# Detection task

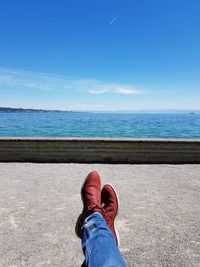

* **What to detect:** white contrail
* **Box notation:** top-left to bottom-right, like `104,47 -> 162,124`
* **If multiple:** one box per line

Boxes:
109,16 -> 118,25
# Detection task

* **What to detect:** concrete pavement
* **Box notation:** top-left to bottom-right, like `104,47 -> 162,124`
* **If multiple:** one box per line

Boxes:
0,163 -> 200,266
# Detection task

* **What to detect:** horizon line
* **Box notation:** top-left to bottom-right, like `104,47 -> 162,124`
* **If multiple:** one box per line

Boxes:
0,106 -> 200,113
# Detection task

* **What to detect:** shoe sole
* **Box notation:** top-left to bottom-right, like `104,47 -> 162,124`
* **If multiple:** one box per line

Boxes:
75,176 -> 88,238
103,183 -> 120,247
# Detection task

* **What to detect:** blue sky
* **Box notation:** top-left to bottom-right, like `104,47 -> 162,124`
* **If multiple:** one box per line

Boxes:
0,0 -> 200,111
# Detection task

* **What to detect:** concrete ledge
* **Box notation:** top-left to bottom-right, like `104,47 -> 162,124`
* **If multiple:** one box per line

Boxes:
0,137 -> 200,163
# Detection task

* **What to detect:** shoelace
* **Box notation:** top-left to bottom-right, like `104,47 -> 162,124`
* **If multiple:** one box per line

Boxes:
87,203 -> 113,226
87,203 -> 103,212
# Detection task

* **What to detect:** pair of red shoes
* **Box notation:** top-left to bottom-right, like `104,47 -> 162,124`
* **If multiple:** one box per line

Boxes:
76,171 -> 119,246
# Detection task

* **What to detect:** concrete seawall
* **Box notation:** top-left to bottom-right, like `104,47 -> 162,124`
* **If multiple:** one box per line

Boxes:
0,138 -> 200,163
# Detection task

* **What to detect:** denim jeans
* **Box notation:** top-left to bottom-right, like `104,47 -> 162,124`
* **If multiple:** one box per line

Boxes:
81,212 -> 126,267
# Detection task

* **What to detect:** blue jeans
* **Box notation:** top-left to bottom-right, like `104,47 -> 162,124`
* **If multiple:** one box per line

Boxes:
81,212 -> 126,267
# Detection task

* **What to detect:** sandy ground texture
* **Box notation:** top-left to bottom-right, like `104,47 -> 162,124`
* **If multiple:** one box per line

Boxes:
0,163 -> 200,267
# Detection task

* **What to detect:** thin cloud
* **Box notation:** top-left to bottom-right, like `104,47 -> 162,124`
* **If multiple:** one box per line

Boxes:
0,67 -> 142,95
88,83 -> 139,95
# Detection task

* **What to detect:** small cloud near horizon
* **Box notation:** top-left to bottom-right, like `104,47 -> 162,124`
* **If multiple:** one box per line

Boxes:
0,67 -> 142,95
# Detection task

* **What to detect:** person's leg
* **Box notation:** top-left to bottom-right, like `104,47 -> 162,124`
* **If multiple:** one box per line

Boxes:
81,212 -> 126,267
76,171 -> 126,267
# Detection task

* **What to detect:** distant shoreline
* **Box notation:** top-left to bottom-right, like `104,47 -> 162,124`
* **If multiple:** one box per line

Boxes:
0,107 -> 74,113
0,107 -> 200,114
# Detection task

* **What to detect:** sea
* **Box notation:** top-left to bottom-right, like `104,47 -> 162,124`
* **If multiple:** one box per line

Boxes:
0,112 -> 200,138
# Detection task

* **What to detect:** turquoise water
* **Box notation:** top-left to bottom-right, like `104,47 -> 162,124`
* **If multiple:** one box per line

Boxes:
0,112 -> 200,138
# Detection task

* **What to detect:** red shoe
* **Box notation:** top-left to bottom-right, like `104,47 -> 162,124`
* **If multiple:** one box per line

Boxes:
101,184 -> 119,246
75,171 -> 102,238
